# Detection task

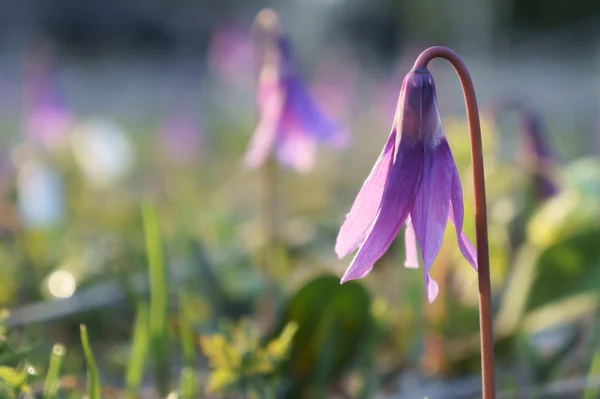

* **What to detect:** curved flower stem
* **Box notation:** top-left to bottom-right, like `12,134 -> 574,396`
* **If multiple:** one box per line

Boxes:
414,46 -> 495,398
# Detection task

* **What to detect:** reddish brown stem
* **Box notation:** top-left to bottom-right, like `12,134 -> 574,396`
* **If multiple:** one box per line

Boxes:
414,46 -> 495,398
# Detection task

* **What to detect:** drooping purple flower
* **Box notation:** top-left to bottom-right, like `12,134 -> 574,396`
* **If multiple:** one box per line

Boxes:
374,43 -> 429,124
336,68 -> 477,303
245,35 -> 349,173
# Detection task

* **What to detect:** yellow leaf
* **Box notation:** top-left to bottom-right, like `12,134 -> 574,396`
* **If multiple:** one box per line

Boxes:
266,322 -> 298,360
205,368 -> 238,393
0,366 -> 27,388
248,353 -> 274,375
200,334 -> 241,369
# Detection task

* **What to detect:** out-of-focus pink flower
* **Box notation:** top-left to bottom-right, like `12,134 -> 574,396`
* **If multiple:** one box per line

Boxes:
336,68 -> 477,303
310,56 -> 358,121
208,25 -> 254,86
26,104 -> 74,149
22,46 -> 74,150
245,33 -> 349,173
159,113 -> 203,162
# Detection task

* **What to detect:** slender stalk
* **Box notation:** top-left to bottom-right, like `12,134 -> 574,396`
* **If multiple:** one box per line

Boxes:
262,156 -> 279,274
252,9 -> 283,334
253,9 -> 281,278
413,46 -> 495,398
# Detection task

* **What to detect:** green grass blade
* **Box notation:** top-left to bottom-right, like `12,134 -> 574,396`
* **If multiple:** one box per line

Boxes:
125,302 -> 150,398
178,291 -> 195,365
178,291 -> 198,398
43,344 -> 65,399
584,347 -> 600,399
143,202 -> 167,336
79,325 -> 101,399
179,367 -> 199,399
142,202 -> 169,395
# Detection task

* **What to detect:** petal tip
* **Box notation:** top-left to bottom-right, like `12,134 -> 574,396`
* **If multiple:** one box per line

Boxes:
334,240 -> 349,260
427,278 -> 440,303
404,261 -> 419,269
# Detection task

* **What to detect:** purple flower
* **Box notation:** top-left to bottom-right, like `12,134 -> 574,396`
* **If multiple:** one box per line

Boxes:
336,68 -> 477,303
159,113 -> 203,162
373,43 -> 429,124
520,111 -> 558,199
245,37 -> 349,173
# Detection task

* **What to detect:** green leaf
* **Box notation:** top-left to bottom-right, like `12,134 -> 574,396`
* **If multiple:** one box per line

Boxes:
527,228 -> 600,311
273,275 -> 372,395
495,243 -> 543,338
80,325 -> 101,399
527,157 -> 600,248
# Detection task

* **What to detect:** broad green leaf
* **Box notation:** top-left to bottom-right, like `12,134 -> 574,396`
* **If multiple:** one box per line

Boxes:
273,275 -> 372,395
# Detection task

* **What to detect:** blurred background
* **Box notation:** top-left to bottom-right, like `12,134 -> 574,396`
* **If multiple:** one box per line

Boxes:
1,0 -> 600,398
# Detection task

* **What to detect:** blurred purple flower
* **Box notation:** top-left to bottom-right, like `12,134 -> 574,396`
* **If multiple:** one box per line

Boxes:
159,113 -> 203,162
493,99 -> 558,200
245,36 -> 349,173
336,68 -> 477,303
520,110 -> 558,198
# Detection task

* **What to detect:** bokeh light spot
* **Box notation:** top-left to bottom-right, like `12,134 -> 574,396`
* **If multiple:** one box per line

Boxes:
47,270 -> 76,298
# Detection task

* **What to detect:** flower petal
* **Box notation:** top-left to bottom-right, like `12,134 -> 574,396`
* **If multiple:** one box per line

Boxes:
286,75 -> 349,149
244,71 -> 284,168
448,157 -> 478,270
425,273 -> 439,303
274,122 -> 317,173
410,139 -> 453,299
340,139 -> 422,283
336,129 -> 396,258
404,217 -> 419,268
